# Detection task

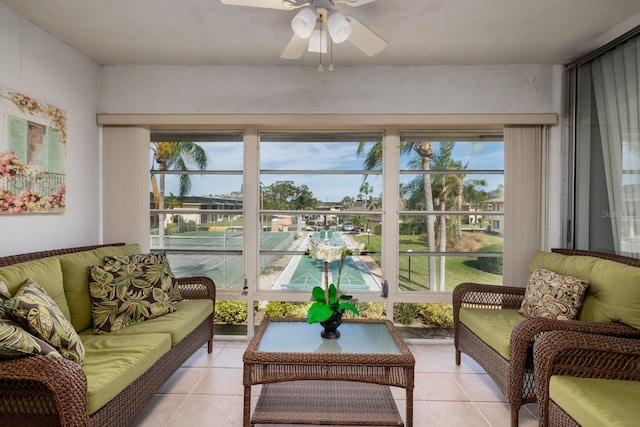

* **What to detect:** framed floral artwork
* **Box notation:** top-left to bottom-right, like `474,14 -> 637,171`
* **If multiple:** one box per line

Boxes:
0,88 -> 66,214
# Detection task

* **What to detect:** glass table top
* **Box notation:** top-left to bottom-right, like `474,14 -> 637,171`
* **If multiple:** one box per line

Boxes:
257,321 -> 401,355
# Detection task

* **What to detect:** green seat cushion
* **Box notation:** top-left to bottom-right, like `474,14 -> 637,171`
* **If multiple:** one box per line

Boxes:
0,257 -> 71,322
530,251 -> 640,329
81,332 -> 171,415
56,244 -> 141,332
459,307 -> 526,360
550,376 -> 640,427
81,299 -> 212,346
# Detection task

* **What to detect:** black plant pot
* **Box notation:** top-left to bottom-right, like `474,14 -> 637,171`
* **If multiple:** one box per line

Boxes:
320,310 -> 343,339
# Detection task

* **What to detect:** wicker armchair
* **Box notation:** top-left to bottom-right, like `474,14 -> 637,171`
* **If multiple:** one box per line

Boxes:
452,249 -> 640,427
533,330 -> 640,427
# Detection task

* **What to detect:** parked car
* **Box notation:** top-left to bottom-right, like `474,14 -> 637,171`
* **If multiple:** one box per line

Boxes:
342,221 -> 355,232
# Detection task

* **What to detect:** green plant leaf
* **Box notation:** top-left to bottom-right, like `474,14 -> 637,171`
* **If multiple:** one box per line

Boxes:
338,302 -> 360,316
327,283 -> 337,304
311,286 -> 326,303
307,302 -> 334,324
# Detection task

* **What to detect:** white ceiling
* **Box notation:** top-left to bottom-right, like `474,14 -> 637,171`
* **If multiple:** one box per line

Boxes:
2,0 -> 640,67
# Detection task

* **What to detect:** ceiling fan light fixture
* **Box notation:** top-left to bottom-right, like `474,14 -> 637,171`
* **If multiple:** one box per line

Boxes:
308,28 -> 327,53
327,11 -> 351,44
291,7 -> 317,39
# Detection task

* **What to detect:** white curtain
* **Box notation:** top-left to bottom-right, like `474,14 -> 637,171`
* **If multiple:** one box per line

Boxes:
591,37 -> 640,257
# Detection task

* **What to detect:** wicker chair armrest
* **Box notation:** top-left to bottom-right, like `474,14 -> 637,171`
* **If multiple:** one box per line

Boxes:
507,317 -> 640,412
177,276 -> 216,302
533,330 -> 640,427
0,356 -> 89,426
453,282 -> 525,311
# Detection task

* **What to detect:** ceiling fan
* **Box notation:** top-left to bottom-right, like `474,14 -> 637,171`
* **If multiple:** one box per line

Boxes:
220,0 -> 387,60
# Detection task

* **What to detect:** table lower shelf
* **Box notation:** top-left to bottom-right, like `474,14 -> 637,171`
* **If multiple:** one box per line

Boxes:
251,380 -> 404,426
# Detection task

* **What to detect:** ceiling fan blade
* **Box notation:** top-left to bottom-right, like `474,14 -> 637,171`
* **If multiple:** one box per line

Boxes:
281,34 -> 308,59
345,16 -> 387,57
220,0 -> 300,10
336,0 -> 377,6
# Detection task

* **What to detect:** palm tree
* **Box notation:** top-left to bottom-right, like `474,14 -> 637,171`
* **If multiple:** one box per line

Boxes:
358,140 -> 437,291
359,182 -> 373,211
412,141 -> 437,290
430,142 -> 458,291
462,179 -> 488,229
151,141 -> 207,247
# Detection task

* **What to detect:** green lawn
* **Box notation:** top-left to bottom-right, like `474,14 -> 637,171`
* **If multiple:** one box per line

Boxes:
355,231 -> 503,291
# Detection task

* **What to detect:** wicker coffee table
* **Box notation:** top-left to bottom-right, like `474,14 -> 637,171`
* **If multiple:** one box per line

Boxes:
242,318 -> 415,426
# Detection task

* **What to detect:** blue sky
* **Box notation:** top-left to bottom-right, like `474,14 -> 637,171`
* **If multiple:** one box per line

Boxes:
157,140 -> 504,202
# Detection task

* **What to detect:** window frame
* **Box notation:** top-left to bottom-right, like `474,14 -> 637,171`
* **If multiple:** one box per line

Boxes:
100,114 -> 554,337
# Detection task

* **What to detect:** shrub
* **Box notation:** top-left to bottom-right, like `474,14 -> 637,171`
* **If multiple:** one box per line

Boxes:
418,303 -> 453,329
356,302 -> 385,319
393,303 -> 421,325
475,243 -> 504,274
214,300 -> 247,324
264,301 -> 308,318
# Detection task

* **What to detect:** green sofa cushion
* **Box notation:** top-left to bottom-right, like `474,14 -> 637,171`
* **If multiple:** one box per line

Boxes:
459,307 -> 525,360
582,260 -> 640,328
550,376 -> 640,427
57,244 -> 141,332
80,299 -> 212,346
81,332 -> 171,415
0,257 -> 71,322
530,251 -> 640,329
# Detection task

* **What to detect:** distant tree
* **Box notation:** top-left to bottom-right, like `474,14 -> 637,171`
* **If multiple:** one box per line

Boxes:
151,141 -> 207,245
262,180 -> 318,210
359,182 -> 373,211
340,196 -> 355,209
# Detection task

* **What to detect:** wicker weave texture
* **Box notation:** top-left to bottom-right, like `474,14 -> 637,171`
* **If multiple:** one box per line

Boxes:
548,401 -> 580,427
251,380 -> 404,426
534,330 -> 640,427
243,318 -> 414,427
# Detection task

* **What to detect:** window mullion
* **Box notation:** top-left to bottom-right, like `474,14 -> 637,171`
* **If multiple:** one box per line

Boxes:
383,127 -> 400,317
244,128 -> 259,337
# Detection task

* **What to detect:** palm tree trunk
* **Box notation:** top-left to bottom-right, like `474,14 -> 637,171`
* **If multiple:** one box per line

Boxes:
457,189 -> 463,239
158,173 -> 165,249
421,153 -> 436,291
439,197 -> 447,291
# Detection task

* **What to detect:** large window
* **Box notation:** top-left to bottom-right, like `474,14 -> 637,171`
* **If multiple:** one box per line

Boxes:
146,127 -> 508,336
398,134 -> 505,293
149,132 -> 245,289
568,30 -> 640,257
258,132 -> 383,295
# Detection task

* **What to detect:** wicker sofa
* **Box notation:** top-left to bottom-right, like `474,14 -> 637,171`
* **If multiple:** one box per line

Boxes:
453,249 -> 640,427
0,243 -> 216,427
533,330 -> 640,427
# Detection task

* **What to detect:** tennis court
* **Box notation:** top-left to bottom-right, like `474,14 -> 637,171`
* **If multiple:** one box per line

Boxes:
276,231 -> 378,292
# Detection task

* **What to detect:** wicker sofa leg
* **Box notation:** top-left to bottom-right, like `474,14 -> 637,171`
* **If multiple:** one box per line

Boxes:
455,349 -> 461,365
511,407 -> 519,427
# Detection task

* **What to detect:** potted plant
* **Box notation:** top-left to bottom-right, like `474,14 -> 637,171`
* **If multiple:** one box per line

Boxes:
306,237 -> 364,338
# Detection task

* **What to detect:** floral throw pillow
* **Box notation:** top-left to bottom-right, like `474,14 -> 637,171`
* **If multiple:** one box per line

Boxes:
103,252 -> 183,302
88,263 -> 176,334
0,281 -> 61,358
519,268 -> 589,320
4,279 -> 83,363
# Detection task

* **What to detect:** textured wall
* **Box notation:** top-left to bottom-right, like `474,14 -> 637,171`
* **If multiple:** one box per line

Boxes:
0,4 -> 101,256
100,64 -> 556,114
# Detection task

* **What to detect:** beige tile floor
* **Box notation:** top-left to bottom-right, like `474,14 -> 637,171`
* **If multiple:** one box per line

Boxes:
131,339 -> 539,427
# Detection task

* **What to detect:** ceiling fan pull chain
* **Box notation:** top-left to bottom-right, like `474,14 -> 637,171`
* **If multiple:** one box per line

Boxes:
329,39 -> 334,71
